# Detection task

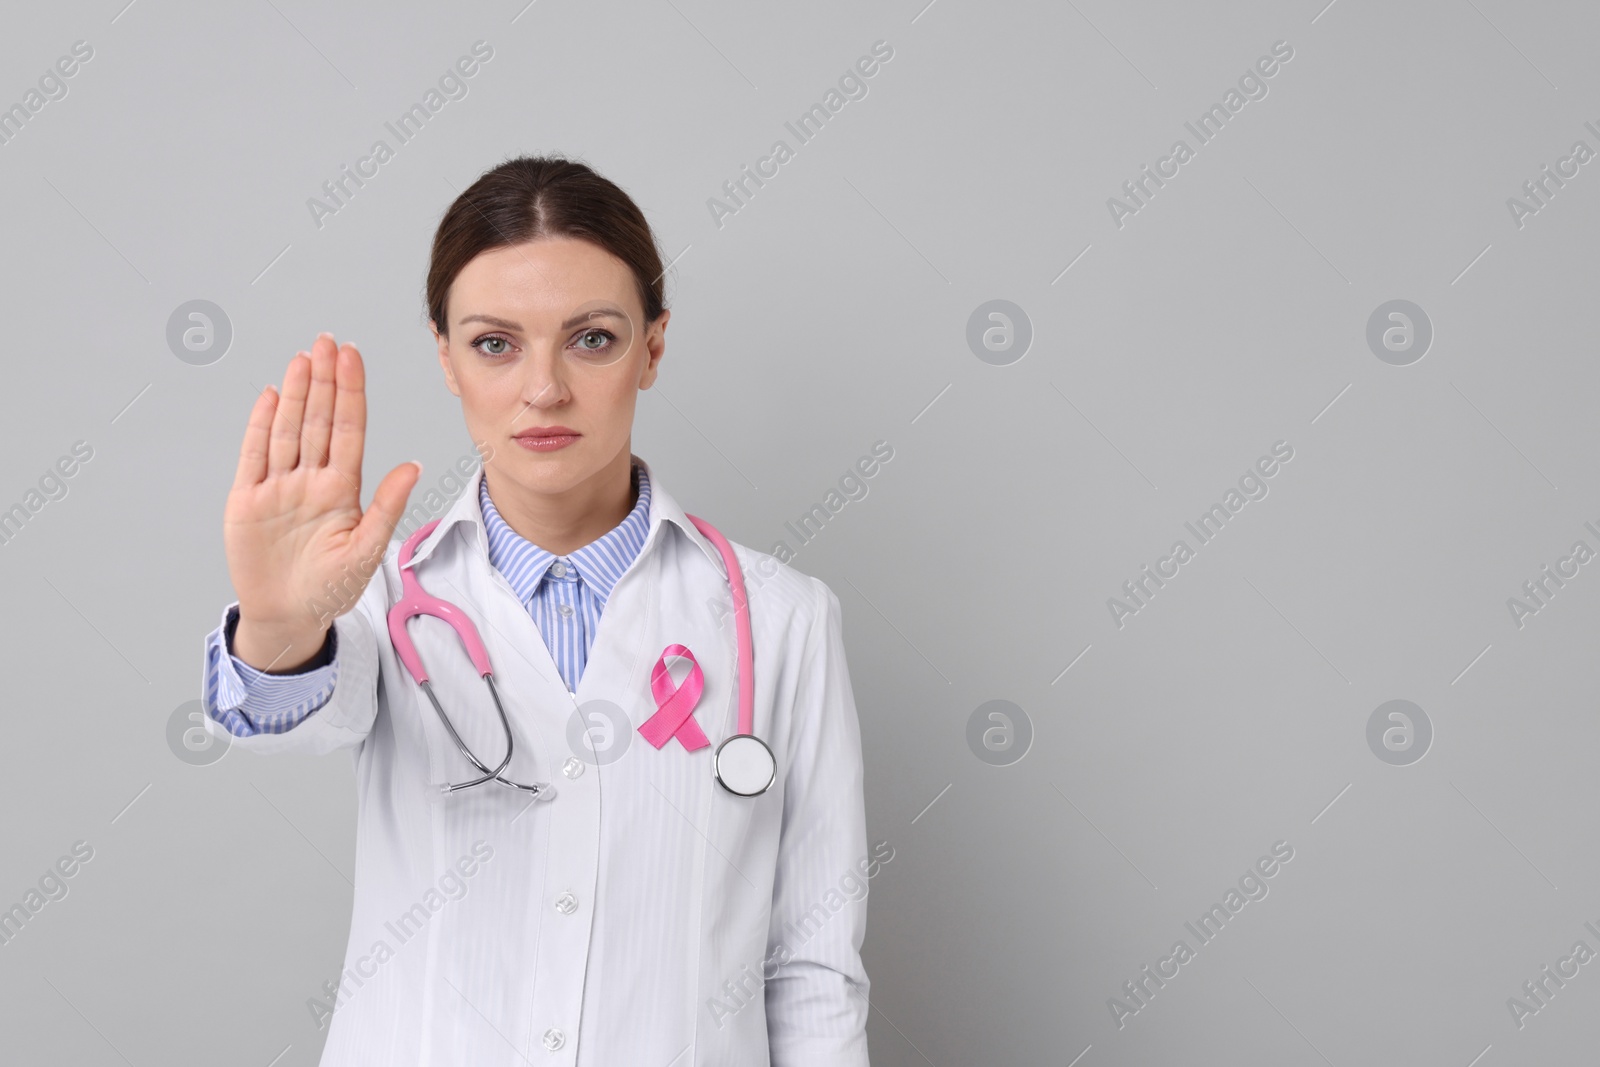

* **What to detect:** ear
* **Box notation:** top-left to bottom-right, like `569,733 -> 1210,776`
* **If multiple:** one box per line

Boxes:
431,320 -> 462,397
638,309 -> 669,390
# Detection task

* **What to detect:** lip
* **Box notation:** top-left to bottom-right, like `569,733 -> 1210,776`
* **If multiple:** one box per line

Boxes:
513,425 -> 579,439
512,426 -> 580,453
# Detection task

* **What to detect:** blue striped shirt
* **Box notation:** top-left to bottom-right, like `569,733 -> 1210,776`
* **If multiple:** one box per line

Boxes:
202,461 -> 651,735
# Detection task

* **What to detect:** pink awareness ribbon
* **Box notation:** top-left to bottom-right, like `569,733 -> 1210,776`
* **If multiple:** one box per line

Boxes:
638,644 -> 711,751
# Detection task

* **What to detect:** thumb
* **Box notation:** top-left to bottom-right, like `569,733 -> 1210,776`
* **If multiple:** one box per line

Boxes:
354,461 -> 422,561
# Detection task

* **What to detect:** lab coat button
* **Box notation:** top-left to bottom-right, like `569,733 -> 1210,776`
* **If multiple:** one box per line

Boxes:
562,756 -> 584,779
542,1027 -> 565,1050
554,891 -> 578,914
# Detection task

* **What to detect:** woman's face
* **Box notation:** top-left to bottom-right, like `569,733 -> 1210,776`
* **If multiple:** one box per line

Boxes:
432,235 -> 666,498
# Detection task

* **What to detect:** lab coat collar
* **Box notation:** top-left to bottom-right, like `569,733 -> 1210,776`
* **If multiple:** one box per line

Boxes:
399,451 -> 726,579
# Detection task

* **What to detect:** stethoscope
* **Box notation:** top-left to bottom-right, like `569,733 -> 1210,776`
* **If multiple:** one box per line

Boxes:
386,513 -> 775,799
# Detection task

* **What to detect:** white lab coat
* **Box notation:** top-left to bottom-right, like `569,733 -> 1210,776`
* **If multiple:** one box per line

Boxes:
206,454 -> 872,1065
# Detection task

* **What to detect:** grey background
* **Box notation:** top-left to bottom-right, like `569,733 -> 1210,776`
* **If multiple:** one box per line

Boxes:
1,0 -> 1596,1063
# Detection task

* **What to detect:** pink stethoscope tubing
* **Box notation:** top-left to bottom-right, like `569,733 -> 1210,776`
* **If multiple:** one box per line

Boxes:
686,515 -> 774,797
385,512 -> 767,796
388,518 -> 540,795
684,515 -> 754,738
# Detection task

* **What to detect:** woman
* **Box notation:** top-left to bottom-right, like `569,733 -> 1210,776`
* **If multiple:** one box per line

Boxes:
201,156 -> 874,1065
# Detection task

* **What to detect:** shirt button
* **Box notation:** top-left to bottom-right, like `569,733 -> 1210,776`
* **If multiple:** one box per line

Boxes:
562,756 -> 585,779
551,561 -> 567,577
554,891 -> 578,915
557,603 -> 574,618
542,1027 -> 565,1050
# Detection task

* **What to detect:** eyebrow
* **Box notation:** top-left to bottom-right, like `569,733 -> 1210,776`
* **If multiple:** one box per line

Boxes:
458,307 -> 628,332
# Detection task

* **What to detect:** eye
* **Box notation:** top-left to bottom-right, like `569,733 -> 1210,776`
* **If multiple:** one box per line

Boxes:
469,334 -> 514,358
573,328 -> 615,355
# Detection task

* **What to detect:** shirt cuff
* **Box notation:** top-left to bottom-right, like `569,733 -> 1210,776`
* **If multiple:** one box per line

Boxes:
203,603 -> 340,736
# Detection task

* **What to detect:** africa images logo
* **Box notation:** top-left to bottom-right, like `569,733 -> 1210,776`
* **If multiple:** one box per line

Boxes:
1107,841 -> 1295,1029
1106,441 -> 1294,629
1106,40 -> 1295,229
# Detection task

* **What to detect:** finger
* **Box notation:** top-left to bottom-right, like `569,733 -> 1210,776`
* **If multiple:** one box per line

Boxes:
300,334 -> 338,468
267,353 -> 311,473
233,385 -> 279,489
354,461 -> 422,561
328,343 -> 366,482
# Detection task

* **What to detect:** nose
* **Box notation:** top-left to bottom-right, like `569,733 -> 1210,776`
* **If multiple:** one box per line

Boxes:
518,345 -> 570,410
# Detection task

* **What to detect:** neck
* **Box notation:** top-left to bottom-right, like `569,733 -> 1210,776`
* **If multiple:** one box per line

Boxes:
483,448 -> 638,556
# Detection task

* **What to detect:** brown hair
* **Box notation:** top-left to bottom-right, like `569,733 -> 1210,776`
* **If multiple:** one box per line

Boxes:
425,154 -> 668,337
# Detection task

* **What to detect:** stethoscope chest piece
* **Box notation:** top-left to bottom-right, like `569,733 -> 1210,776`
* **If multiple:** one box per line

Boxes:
714,733 -> 775,797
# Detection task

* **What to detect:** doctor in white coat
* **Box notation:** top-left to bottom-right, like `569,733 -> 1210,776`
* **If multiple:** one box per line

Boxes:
201,156 -> 876,1065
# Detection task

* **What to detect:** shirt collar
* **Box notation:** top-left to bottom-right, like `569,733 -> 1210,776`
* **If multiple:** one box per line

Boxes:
400,452 -> 727,585
478,458 -> 650,607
